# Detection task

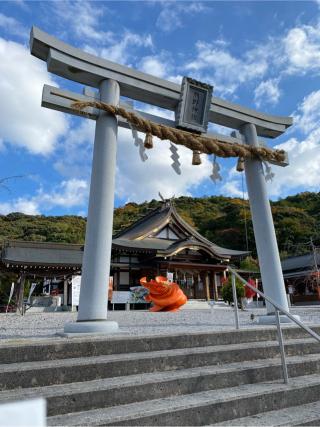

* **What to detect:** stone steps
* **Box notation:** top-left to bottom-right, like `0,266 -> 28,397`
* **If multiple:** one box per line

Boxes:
214,400 -> 320,426
1,326 -> 319,364
0,338 -> 319,390
1,326 -> 320,425
0,354 -> 319,417
46,374 -> 320,426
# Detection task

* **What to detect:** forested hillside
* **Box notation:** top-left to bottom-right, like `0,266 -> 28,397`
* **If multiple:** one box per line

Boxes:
0,192 -> 319,257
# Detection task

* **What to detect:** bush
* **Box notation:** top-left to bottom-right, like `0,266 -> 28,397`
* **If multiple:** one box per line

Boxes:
239,256 -> 259,272
221,277 -> 245,305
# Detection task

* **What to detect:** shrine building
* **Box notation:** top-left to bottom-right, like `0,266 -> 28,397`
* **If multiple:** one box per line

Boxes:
0,200 -> 249,304
111,200 -> 248,300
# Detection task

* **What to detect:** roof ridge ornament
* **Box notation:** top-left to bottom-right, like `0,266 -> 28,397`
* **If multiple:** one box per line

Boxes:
158,192 -> 176,207
158,192 -> 165,202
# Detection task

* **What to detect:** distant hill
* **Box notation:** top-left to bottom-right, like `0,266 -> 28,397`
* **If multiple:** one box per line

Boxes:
0,192 -> 319,257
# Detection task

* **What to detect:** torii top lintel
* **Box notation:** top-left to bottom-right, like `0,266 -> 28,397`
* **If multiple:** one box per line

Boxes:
30,26 -> 292,139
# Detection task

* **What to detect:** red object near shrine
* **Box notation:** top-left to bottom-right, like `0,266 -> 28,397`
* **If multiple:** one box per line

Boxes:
245,278 -> 257,299
140,276 -> 188,312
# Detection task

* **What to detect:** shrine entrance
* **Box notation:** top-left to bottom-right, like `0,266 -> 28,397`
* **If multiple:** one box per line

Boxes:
30,27 -> 293,333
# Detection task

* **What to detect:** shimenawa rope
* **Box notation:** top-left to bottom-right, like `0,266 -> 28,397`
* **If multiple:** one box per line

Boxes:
71,101 -> 286,165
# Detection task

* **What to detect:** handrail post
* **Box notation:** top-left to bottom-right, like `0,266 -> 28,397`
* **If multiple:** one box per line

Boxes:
231,273 -> 240,330
275,309 -> 289,384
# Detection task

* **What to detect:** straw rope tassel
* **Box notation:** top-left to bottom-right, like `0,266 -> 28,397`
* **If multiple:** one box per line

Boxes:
144,132 -> 153,149
236,157 -> 245,172
192,150 -> 202,165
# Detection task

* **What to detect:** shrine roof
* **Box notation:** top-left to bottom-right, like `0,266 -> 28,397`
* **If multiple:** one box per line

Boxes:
113,201 -> 249,259
113,206 -> 171,240
0,202 -> 249,270
1,240 -> 83,267
281,253 -> 320,272
113,237 -> 248,259
112,238 -> 172,251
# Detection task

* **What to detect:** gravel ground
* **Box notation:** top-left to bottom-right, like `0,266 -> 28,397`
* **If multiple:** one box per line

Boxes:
0,305 -> 319,343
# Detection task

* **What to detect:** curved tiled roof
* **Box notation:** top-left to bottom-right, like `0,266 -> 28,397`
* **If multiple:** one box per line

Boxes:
281,253 -> 320,272
114,201 -> 249,259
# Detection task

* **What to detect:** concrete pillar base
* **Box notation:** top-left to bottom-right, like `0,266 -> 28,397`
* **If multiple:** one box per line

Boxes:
258,314 -> 301,325
63,320 -> 119,335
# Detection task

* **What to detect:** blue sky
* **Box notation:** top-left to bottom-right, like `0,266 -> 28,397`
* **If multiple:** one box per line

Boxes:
0,0 -> 319,216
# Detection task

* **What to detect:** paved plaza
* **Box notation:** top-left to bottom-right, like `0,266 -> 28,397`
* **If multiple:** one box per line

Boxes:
1,305 -> 320,343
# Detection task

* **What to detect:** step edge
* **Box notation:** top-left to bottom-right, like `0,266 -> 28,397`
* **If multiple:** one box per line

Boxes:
46,374 -> 320,425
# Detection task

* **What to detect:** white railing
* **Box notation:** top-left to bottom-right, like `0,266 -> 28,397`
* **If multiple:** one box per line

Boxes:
228,266 -> 320,384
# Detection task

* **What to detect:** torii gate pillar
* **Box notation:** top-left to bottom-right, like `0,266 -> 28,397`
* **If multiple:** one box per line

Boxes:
64,79 -> 119,334
242,123 -> 292,322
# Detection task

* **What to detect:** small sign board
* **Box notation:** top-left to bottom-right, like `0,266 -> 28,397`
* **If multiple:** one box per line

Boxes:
111,288 -> 148,305
175,77 -> 213,133
167,272 -> 174,283
111,291 -> 131,304
71,275 -> 81,306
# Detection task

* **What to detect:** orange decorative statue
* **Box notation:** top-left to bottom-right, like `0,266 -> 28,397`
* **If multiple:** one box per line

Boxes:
140,276 -> 187,312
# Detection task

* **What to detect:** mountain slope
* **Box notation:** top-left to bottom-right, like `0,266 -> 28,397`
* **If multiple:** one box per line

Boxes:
0,192 -> 319,256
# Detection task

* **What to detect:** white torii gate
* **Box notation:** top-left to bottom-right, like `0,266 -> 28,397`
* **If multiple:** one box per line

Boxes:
30,27 -> 293,333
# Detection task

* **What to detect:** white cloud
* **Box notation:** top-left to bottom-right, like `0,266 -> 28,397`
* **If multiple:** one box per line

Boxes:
184,40 -> 268,96
0,178 -> 89,215
53,104 -> 214,205
139,55 -> 168,79
220,180 -> 244,198
115,127 -> 212,202
215,85 -> 320,200
218,162 -> 247,199
137,104 -> 174,120
266,90 -> 320,197
0,199 -> 39,215
0,120 -> 214,212
254,79 -> 281,108
53,1 -> 153,67
156,2 -> 207,33
10,0 -> 28,9
39,179 -> 88,209
54,120 -> 95,179
0,38 -> 68,155
181,16 -> 320,98
139,51 -> 183,83
295,90 -> 320,133
269,130 -> 320,197
52,0 -> 113,42
0,13 -> 27,38
83,31 -> 153,65
284,25 -> 320,74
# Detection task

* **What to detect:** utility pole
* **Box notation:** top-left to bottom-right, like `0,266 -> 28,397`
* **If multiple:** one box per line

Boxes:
310,237 -> 320,289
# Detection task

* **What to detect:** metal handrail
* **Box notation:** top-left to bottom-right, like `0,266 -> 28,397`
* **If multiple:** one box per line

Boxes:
227,266 -> 320,383
228,266 -> 320,342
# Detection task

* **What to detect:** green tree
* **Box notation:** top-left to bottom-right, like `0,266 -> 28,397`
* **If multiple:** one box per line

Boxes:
0,192 -> 319,259
240,256 -> 259,272
221,276 -> 245,305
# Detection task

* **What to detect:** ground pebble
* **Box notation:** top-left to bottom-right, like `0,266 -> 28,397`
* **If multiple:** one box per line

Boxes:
0,305 -> 319,343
